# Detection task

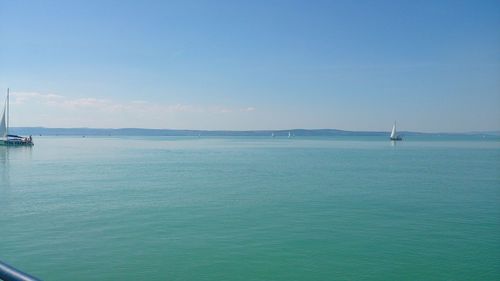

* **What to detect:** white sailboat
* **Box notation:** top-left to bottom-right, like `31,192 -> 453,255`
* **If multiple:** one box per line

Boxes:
0,89 -> 34,146
288,131 -> 291,138
390,121 -> 402,141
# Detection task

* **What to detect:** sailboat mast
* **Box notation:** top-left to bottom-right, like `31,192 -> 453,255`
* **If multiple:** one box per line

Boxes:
6,88 -> 9,137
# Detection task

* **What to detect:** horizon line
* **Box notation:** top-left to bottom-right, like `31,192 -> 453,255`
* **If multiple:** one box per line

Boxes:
10,126 -> 500,135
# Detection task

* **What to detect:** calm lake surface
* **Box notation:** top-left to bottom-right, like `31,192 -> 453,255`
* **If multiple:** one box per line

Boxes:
1,136 -> 499,280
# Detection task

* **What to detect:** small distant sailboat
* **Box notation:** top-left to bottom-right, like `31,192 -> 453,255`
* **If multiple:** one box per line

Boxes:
0,89 -> 34,146
271,132 -> 275,138
390,121 -> 402,141
288,131 -> 291,138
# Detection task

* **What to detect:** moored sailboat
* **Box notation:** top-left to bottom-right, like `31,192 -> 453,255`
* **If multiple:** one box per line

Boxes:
0,89 -> 34,146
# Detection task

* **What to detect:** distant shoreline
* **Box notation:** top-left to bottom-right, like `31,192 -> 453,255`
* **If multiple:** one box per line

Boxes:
9,127 -> 500,137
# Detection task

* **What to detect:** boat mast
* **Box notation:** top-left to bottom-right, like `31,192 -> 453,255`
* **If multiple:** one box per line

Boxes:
6,88 -> 9,137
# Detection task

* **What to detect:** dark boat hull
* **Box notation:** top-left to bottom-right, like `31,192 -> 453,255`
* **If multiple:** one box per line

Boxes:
0,139 -> 34,146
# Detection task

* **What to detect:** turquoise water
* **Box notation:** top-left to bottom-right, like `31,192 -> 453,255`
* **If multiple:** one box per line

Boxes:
1,136 -> 499,280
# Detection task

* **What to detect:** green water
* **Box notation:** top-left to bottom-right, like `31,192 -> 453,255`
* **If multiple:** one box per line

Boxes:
1,136 -> 499,280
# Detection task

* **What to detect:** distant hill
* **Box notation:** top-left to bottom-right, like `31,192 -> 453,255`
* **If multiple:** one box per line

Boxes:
9,127 -> 499,137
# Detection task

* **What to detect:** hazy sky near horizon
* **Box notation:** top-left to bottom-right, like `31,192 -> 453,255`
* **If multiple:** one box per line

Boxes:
1,0 -> 499,132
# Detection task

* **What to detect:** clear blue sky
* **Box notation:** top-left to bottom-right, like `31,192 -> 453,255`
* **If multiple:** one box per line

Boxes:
1,0 -> 499,131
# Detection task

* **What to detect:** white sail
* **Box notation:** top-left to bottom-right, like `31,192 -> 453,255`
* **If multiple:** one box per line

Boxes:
0,99 -> 6,139
0,88 -> 33,146
390,123 -> 397,139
